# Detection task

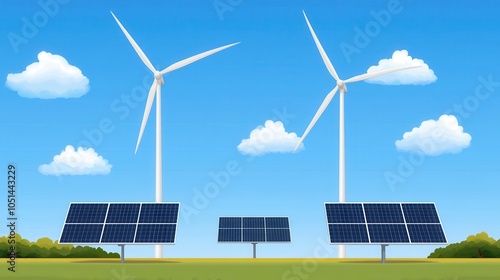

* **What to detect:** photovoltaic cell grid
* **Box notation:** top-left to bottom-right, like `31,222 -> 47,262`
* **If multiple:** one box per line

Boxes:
59,203 -> 179,244
363,204 -> 404,223
65,204 -> 108,223
106,204 -> 140,223
218,217 -> 291,243
402,203 -> 440,223
325,203 -> 364,223
325,203 -> 447,244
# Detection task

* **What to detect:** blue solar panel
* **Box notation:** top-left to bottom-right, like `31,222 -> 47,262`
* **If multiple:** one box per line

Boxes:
243,217 -> 265,228
407,224 -> 447,243
101,224 -> 137,243
218,229 -> 242,242
60,202 -> 179,244
60,224 -> 103,243
266,229 -> 291,242
139,203 -> 179,223
219,217 -> 242,228
265,217 -> 289,229
106,204 -> 140,223
135,224 -> 176,243
65,204 -> 108,223
328,224 -> 369,243
363,204 -> 404,224
325,203 -> 365,223
218,217 -> 291,243
402,203 -> 440,223
325,203 -> 446,244
243,228 -> 266,242
368,224 -> 409,243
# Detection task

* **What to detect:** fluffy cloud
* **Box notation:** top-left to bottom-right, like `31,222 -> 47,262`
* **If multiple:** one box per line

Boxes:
237,120 -> 304,156
365,50 -> 437,85
395,115 -> 471,156
6,51 -> 89,99
39,145 -> 112,175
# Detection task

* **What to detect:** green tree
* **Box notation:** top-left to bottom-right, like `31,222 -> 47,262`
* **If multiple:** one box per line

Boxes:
429,232 -> 500,258
36,237 -> 55,249
0,234 -> 118,258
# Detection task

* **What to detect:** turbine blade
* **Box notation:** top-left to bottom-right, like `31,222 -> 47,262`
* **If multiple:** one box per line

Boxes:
111,11 -> 157,73
344,65 -> 421,84
294,86 -> 339,151
160,42 -> 240,75
135,80 -> 158,154
303,11 -> 340,81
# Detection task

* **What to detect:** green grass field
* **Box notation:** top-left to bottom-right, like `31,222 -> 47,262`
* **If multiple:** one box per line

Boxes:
2,258 -> 500,280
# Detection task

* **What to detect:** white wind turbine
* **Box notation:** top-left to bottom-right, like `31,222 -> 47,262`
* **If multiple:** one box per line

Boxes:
295,11 -> 420,258
111,12 -> 239,258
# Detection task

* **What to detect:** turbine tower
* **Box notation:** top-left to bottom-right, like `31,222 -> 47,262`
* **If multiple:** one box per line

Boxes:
111,11 -> 238,258
295,11 -> 419,258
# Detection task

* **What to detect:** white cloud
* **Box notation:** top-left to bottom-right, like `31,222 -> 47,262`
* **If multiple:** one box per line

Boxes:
6,51 -> 89,99
365,50 -> 437,85
237,120 -> 304,156
395,115 -> 471,156
39,145 -> 112,175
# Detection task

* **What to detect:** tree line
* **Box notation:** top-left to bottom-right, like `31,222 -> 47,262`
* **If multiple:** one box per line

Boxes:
429,232 -> 500,258
0,234 -> 118,258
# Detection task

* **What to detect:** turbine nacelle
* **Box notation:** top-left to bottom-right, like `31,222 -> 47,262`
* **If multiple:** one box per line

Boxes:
337,80 -> 347,93
154,71 -> 165,85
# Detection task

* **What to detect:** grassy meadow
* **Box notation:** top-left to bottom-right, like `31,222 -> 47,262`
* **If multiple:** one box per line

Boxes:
2,258 -> 500,280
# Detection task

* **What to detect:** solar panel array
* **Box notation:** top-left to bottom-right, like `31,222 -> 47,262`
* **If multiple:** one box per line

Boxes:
59,203 -> 179,244
218,217 -> 291,243
325,203 -> 447,244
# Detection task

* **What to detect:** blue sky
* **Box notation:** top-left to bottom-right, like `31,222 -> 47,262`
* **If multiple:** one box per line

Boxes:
1,0 -> 499,259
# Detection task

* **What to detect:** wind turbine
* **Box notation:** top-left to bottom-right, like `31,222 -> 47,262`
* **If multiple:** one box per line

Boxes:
111,12 -> 239,258
295,11 -> 420,258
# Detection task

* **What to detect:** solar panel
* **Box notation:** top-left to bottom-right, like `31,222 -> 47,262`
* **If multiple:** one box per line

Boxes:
363,204 -> 404,224
101,224 -> 136,243
265,217 -> 289,229
243,217 -> 265,228
407,224 -> 447,243
106,204 -> 140,223
139,203 -> 179,223
135,224 -> 176,243
402,203 -> 440,223
243,229 -> 266,242
219,217 -> 242,228
60,224 -> 103,243
218,228 -> 241,242
328,224 -> 369,243
65,204 -> 108,223
325,203 -> 365,223
368,224 -> 409,243
217,217 -> 291,243
266,229 -> 291,242
325,202 -> 447,244
59,202 -> 180,244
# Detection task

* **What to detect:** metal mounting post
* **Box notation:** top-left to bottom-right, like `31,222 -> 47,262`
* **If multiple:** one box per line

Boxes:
381,244 -> 388,263
119,244 -> 125,263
